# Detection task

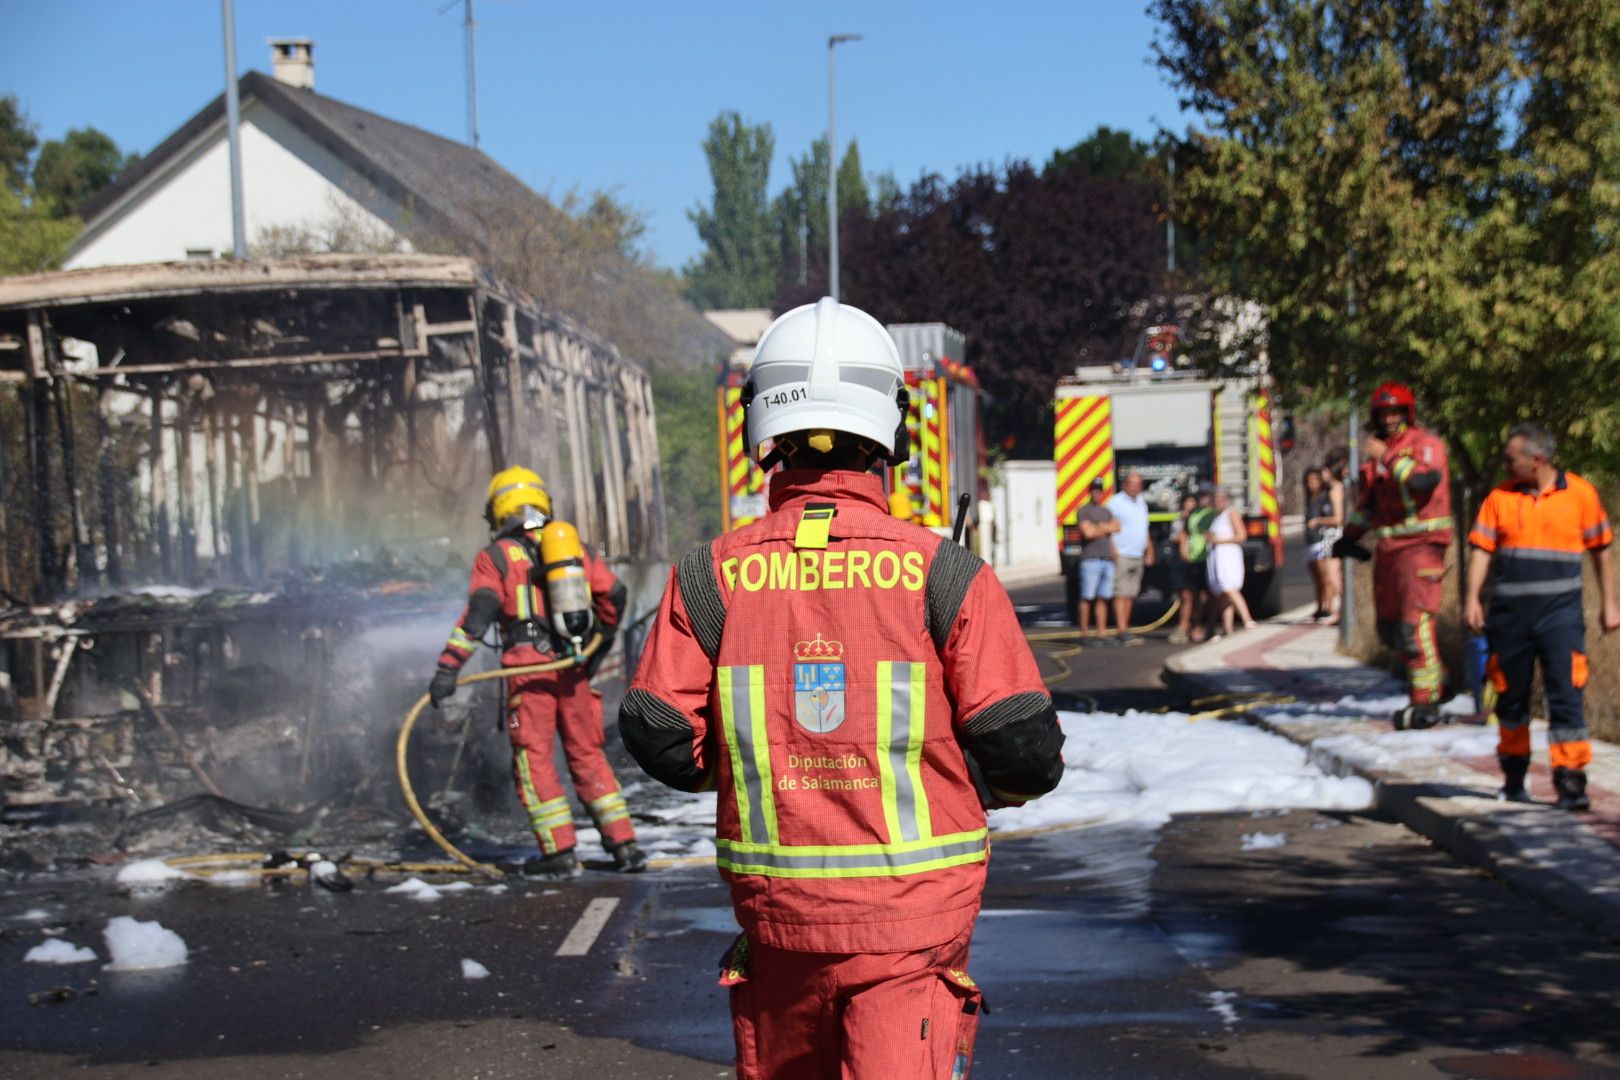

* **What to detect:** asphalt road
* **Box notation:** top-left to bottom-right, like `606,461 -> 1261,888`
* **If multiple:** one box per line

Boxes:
6,540 -> 1620,1078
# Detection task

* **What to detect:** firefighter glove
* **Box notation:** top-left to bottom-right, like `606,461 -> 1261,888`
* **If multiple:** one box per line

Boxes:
429,667 -> 459,706
1331,536 -> 1371,561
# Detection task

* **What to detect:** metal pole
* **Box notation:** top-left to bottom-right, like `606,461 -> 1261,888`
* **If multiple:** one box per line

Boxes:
464,0 -> 479,148
1165,156 -> 1176,274
221,0 -> 246,259
1341,279 -> 1358,648
826,33 -> 861,301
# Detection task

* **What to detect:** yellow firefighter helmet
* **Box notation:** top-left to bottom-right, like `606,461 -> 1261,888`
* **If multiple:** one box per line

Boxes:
486,466 -> 552,528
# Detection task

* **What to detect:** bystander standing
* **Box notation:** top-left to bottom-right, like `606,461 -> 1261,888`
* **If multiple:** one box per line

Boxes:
1106,470 -> 1152,646
1464,422 -> 1620,810
1076,478 -> 1120,640
1304,465 -> 1345,622
1168,492 -> 1201,645
1207,487 -> 1258,636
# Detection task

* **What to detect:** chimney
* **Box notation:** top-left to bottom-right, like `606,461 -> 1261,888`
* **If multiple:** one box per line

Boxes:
268,38 -> 315,90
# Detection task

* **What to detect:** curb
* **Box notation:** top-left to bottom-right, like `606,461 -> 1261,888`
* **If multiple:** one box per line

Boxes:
1161,615 -> 1620,939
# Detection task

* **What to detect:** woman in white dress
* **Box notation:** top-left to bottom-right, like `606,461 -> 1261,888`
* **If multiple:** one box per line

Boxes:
1206,488 -> 1258,635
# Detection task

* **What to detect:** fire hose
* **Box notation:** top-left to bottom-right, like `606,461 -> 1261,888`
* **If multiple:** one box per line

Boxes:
393,633 -> 604,880
1023,599 -> 1181,686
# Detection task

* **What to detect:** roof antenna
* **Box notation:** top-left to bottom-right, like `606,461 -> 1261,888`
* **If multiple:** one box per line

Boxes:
440,0 -> 478,148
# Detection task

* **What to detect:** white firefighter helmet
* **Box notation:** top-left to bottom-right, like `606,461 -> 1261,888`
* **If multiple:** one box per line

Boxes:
745,297 -> 907,463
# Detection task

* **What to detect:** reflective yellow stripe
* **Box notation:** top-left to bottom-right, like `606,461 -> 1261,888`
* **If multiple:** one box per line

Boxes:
718,666 -> 777,846
876,661 -> 931,844
1375,516 -> 1452,539
588,791 -> 630,825
715,831 -> 988,879
448,627 -> 478,650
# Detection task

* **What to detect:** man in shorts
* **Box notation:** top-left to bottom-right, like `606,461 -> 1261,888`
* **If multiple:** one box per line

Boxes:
1106,470 -> 1152,646
1076,478 -> 1120,640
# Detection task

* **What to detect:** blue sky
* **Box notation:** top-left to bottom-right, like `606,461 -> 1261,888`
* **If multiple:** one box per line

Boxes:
3,0 -> 1189,270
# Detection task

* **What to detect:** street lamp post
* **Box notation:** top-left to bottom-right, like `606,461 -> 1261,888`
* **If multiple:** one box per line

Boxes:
827,33 -> 862,301
221,0 -> 246,259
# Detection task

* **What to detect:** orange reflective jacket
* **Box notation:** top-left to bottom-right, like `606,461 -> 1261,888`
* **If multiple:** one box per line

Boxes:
438,531 -> 625,671
1346,425 -> 1452,551
622,470 -> 1065,954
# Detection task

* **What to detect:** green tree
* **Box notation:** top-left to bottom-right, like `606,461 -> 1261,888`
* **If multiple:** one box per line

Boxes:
0,95 -> 78,273
1046,125 -> 1150,180
0,185 -> 79,274
772,137 -> 872,291
684,112 -> 777,310
1153,0 -> 1620,483
33,127 -> 137,217
652,363 -> 722,549
0,94 -> 38,193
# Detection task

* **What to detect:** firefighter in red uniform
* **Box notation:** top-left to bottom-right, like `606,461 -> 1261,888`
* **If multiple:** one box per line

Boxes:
620,299 -> 1066,1079
1332,383 -> 1454,729
428,467 -> 646,878
1464,423 -> 1620,810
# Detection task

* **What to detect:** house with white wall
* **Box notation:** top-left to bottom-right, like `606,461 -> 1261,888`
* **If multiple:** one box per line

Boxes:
68,41 -> 524,267
62,39 -> 730,371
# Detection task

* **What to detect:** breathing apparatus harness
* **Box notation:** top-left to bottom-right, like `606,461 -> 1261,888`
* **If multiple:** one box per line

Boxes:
483,521 -> 595,662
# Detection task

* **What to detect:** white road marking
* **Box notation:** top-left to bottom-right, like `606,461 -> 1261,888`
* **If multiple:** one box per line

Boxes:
555,897 -> 620,957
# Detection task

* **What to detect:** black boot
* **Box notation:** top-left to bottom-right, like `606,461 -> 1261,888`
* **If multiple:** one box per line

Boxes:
609,840 -> 648,874
1406,705 -> 1442,730
1498,755 -> 1532,803
522,848 -> 580,880
1392,705 -> 1442,730
1552,768 -> 1591,812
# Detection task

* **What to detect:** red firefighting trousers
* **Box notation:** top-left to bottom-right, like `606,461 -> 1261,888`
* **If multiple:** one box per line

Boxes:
506,666 -> 635,855
727,923 -> 982,1080
1373,544 -> 1447,706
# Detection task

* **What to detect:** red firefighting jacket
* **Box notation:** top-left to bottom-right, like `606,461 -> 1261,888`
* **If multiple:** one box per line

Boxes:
621,470 -> 1065,954
437,528 -> 626,672
1344,424 -> 1452,553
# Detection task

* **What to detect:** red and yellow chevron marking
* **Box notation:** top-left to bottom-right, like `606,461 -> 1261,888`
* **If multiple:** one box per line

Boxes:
717,382 -> 766,532
921,376 -> 948,527
1054,395 -> 1114,526
1251,389 -> 1280,539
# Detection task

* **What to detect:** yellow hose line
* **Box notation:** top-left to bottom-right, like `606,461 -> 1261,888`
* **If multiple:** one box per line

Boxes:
1187,694 -> 1296,722
161,852 -> 496,878
1023,598 -> 1181,643
395,634 -> 602,882
1036,644 -> 1084,687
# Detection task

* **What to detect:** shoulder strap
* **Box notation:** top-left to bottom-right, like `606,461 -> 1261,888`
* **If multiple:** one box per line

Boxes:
483,540 -> 511,580
674,542 -> 728,662
925,540 -> 985,652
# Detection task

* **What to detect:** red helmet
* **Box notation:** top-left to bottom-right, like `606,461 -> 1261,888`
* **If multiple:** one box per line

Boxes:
1369,382 -> 1416,424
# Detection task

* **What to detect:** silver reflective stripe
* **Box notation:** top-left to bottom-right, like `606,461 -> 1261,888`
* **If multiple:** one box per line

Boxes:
881,661 -> 926,843
1585,520 -> 1611,540
1548,724 -> 1589,744
719,666 -> 774,846
1494,578 -> 1583,597
1498,547 -> 1583,563
1472,523 -> 1498,540
716,834 -> 987,873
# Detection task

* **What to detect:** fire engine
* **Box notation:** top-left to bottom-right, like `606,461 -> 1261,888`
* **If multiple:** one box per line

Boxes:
717,322 -> 983,541
1054,325 -> 1286,618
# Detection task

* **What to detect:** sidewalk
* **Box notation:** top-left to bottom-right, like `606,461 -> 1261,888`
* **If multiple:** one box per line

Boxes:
1164,605 -> 1620,937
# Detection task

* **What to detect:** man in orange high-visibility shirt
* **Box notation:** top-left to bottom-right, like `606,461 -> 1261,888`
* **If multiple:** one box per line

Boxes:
1465,423 -> 1620,810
